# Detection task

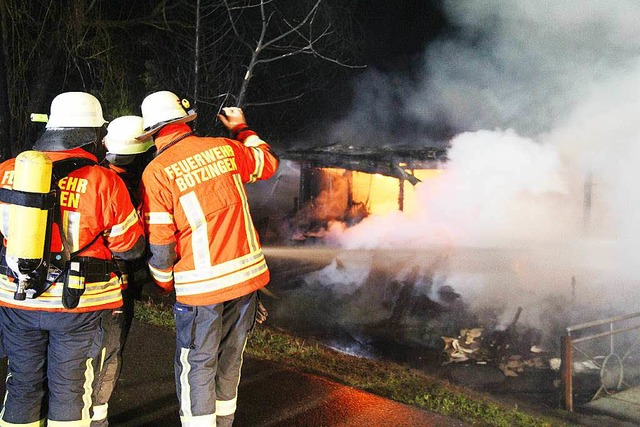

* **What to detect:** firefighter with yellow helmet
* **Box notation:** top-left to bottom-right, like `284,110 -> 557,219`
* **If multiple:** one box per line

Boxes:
90,115 -> 154,426
0,92 -> 146,426
139,91 -> 278,426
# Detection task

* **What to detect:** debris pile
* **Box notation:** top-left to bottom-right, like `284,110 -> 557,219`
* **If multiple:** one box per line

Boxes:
442,307 -> 554,377
442,328 -> 485,363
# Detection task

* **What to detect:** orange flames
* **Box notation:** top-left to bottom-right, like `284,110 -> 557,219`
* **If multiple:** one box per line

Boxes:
320,167 -> 442,216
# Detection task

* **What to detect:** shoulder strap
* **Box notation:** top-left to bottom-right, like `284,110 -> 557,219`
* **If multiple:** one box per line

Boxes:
52,157 -> 97,181
51,157 -> 99,261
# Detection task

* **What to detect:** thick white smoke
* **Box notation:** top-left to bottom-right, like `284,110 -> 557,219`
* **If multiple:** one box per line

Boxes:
319,0 -> 640,332
332,129 -> 572,248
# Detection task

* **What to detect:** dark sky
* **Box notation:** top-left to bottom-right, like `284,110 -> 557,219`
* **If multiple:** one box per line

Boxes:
297,0 -> 449,142
356,0 -> 448,71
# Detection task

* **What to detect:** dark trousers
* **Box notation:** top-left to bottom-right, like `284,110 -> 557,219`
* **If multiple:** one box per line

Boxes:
174,292 -> 257,427
0,307 -> 106,425
91,289 -> 135,426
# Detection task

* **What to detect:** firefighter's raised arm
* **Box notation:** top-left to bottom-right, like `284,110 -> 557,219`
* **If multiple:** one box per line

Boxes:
218,107 -> 246,130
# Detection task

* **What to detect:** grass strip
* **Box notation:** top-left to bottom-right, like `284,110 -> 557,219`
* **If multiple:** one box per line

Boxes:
134,299 -> 574,426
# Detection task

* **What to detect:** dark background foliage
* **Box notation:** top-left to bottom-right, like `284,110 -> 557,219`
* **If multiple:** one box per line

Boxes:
0,0 -> 447,160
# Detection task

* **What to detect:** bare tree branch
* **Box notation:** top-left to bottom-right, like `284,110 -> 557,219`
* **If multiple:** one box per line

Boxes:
222,0 -> 362,108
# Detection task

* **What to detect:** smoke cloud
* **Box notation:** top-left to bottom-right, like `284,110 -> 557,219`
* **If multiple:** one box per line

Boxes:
271,1 -> 640,351
333,0 -> 640,141
334,0 -> 640,328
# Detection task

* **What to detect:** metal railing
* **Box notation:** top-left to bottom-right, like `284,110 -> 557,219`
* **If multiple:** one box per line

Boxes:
562,311 -> 640,411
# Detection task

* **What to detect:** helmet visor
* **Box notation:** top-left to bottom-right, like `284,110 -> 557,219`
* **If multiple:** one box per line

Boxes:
32,127 -> 104,151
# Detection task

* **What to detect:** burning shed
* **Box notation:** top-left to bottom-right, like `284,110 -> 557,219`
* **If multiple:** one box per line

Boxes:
276,143 -> 447,240
250,136 -> 621,412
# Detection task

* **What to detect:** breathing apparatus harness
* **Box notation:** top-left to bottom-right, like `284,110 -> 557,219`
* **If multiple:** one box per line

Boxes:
0,157 -> 122,308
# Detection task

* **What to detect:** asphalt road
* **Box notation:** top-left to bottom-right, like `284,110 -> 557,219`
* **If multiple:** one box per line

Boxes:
108,320 -> 469,426
0,319 -> 468,426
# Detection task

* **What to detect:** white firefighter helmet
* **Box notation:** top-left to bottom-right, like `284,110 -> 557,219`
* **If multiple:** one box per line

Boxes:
104,116 -> 154,155
138,90 -> 197,139
32,92 -> 108,151
46,92 -> 107,128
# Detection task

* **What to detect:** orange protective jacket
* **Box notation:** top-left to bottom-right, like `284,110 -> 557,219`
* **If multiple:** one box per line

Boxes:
0,148 -> 146,312
107,163 -> 142,209
141,123 -> 279,305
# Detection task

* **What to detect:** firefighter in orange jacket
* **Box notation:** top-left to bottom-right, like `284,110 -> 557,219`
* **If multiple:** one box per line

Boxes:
0,92 -> 146,426
139,91 -> 278,426
91,115 -> 155,426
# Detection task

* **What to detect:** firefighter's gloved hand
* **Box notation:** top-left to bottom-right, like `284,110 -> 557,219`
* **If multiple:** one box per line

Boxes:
218,107 -> 247,130
256,299 -> 268,324
155,283 -> 173,297
128,259 -> 152,300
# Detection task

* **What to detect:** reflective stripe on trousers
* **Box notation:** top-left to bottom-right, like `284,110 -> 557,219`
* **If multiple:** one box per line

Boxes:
174,292 -> 257,427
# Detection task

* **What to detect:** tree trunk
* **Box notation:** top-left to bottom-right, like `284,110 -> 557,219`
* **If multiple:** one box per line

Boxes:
24,45 -> 62,152
193,0 -> 201,132
0,37 -> 10,161
0,0 -> 11,160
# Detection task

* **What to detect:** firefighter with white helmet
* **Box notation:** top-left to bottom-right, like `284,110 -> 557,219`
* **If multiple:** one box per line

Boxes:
103,115 -> 156,206
89,115 -> 155,426
104,116 -> 155,166
0,92 -> 146,426
138,90 -> 198,139
139,90 -> 278,426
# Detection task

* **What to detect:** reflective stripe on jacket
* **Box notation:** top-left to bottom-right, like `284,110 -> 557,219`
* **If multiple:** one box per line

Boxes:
0,148 -> 146,312
141,123 -> 279,305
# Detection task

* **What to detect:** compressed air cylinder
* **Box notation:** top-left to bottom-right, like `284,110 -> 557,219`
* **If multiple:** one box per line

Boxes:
6,150 -> 52,273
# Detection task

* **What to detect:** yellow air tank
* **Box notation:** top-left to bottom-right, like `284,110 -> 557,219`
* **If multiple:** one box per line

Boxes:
6,150 -> 52,299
